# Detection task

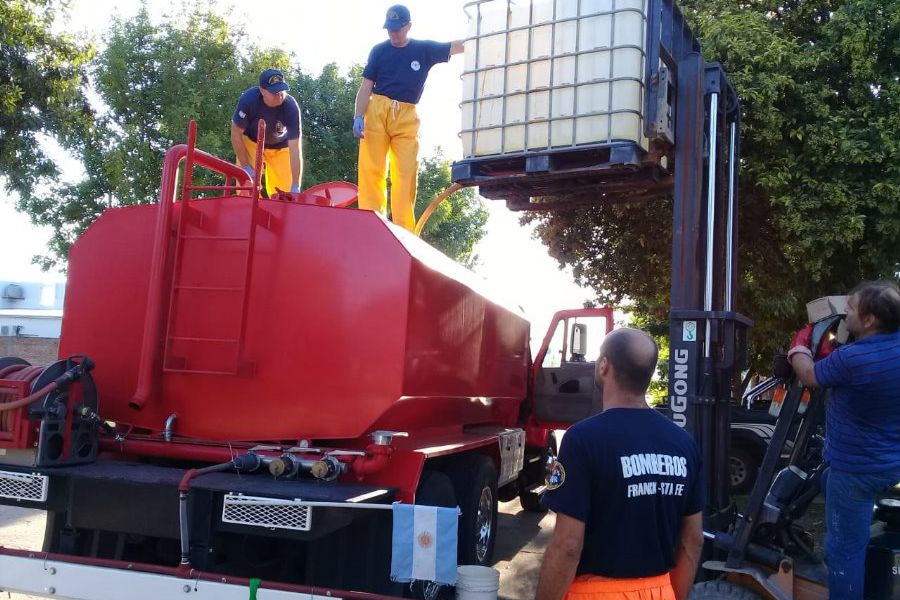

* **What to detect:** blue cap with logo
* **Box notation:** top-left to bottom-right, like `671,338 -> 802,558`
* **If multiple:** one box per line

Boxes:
383,4 -> 411,30
259,68 -> 289,93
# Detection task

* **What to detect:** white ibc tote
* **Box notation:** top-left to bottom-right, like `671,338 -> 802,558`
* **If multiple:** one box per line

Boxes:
460,0 -> 649,157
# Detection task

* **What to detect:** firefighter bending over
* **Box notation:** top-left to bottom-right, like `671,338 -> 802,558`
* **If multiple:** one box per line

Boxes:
231,68 -> 303,197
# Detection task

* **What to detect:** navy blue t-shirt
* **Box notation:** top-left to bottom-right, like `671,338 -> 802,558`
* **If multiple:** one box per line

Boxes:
814,331 -> 900,473
362,39 -> 452,104
543,408 -> 704,578
232,87 -> 301,149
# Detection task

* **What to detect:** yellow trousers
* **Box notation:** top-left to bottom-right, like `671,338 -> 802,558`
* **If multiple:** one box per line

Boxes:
563,573 -> 676,600
241,137 -> 292,198
357,94 -> 420,232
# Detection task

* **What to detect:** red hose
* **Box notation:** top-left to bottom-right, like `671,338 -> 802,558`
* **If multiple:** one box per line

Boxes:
0,365 -> 48,433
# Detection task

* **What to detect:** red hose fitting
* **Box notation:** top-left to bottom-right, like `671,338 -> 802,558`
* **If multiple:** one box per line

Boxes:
351,444 -> 393,476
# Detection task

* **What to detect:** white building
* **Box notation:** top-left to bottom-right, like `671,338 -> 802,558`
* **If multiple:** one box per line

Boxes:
0,281 -> 66,339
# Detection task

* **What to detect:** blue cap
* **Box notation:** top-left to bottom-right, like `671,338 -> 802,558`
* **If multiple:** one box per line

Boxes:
259,68 -> 289,93
383,4 -> 410,30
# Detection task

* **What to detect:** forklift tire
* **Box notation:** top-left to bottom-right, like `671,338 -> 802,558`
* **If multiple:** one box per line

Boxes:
689,581 -> 764,599
447,455 -> 498,567
730,445 -> 760,495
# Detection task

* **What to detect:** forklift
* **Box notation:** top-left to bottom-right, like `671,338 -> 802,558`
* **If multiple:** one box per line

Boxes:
689,305 -> 900,600
452,0 -> 899,597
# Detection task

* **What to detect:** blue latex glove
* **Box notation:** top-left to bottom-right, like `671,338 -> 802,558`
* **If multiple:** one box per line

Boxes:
290,183 -> 301,193
352,115 -> 365,139
242,164 -> 255,180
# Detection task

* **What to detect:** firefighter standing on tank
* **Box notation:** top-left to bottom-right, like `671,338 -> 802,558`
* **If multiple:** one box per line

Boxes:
352,4 -> 464,232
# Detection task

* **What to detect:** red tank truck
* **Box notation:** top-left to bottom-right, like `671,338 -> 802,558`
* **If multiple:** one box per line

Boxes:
0,121 -> 613,600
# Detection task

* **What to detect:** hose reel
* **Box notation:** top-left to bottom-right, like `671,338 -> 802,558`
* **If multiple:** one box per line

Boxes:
0,356 -> 99,467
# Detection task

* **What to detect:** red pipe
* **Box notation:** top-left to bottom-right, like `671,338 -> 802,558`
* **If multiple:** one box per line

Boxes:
351,443 -> 393,476
128,142 -> 185,411
101,437 -> 253,463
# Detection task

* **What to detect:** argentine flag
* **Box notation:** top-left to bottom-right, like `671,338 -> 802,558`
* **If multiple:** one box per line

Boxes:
391,503 -> 459,585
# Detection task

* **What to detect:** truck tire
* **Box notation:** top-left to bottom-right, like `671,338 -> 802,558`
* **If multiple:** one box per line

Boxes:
689,581 -> 764,599
405,471 -> 457,600
730,445 -> 760,495
519,436 -> 558,513
416,470 -> 457,507
447,455 -> 498,566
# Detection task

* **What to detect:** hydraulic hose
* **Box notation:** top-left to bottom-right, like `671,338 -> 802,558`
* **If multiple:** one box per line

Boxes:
414,183 -> 464,236
177,453 -> 262,572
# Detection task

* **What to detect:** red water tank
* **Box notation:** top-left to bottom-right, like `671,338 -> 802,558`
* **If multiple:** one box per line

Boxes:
59,198 -> 530,443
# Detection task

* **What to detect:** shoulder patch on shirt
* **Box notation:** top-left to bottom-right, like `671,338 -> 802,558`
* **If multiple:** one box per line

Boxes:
546,460 -> 566,490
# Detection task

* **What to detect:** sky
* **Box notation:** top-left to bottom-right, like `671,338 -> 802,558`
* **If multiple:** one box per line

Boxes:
0,0 -> 594,334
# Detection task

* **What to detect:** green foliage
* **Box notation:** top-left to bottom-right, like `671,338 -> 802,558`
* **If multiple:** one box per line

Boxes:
526,0 -> 900,376
292,63 -> 361,187
416,150 -> 488,266
0,0 -> 94,201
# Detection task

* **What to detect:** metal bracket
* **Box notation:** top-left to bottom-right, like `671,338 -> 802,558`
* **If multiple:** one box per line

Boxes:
702,560 -> 794,600
651,65 -> 676,145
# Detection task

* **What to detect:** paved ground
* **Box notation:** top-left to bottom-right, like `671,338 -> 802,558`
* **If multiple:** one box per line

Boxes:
0,499 -> 553,600
0,505 -> 45,600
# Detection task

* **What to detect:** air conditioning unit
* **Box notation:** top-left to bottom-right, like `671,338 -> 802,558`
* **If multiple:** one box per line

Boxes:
0,325 -> 10,336
2,284 -> 25,300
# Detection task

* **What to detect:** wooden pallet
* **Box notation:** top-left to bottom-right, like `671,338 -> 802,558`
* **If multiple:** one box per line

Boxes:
451,142 -> 672,210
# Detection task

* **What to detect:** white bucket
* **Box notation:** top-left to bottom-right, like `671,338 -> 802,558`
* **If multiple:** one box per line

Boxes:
455,565 -> 500,600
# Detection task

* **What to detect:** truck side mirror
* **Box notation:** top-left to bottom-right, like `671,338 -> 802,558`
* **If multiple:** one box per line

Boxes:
570,323 -> 588,359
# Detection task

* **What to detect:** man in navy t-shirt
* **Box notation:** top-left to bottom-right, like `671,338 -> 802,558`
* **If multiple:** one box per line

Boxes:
230,68 -> 303,197
536,328 -> 704,600
788,280 -> 900,599
352,5 -> 463,232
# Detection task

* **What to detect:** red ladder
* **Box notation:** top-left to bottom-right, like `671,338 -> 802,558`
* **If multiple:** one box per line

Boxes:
161,121 -> 265,375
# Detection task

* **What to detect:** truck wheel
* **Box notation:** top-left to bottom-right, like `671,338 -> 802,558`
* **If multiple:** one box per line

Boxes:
689,581 -> 763,599
519,436 -> 558,513
448,455 -> 498,566
416,470 -> 457,507
730,446 -> 760,495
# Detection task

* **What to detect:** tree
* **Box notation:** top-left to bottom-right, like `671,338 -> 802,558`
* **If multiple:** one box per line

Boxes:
0,0 -> 94,201
525,0 -> 900,374
416,150 -> 488,266
292,63 -> 361,187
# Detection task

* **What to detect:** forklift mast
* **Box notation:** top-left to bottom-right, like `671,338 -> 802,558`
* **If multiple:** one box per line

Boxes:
660,28 -> 749,531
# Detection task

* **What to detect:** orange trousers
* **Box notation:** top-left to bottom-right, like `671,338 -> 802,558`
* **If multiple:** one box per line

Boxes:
564,573 -> 676,600
357,94 -> 420,232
